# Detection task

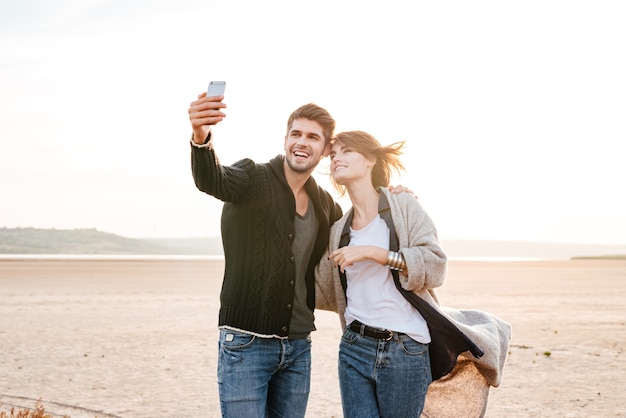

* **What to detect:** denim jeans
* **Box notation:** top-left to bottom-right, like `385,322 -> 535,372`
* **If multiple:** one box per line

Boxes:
338,326 -> 432,418
217,329 -> 312,418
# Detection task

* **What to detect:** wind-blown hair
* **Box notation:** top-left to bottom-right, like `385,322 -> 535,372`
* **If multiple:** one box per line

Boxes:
287,103 -> 336,145
331,130 -> 405,196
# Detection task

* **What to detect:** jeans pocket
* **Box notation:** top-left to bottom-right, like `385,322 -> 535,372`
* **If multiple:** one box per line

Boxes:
221,330 -> 256,350
340,327 -> 360,345
399,335 -> 428,356
219,331 -> 257,366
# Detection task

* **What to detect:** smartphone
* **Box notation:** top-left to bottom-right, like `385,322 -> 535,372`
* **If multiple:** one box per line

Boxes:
207,81 -> 226,97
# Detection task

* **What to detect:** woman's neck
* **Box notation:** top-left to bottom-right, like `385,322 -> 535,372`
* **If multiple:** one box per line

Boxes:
347,183 -> 379,230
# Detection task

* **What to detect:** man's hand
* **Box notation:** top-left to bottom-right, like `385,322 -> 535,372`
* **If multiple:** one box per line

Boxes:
188,92 -> 227,145
388,184 -> 416,197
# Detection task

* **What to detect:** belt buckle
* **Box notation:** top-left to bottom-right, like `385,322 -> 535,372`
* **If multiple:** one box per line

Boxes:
383,330 -> 393,341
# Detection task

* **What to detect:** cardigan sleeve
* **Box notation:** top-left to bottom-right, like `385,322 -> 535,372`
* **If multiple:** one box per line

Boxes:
191,143 -> 254,203
314,220 -> 350,330
314,248 -> 338,312
391,193 -> 447,293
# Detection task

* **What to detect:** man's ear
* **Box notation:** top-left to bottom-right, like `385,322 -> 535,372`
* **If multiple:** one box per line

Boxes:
322,142 -> 332,158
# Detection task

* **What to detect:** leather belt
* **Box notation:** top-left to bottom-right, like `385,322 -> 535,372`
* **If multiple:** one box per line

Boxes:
349,320 -> 393,341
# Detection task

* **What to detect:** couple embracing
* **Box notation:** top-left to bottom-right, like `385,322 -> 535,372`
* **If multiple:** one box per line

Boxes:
187,90 -> 511,418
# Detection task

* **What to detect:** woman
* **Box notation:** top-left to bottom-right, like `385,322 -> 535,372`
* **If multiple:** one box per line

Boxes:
315,131 -> 511,417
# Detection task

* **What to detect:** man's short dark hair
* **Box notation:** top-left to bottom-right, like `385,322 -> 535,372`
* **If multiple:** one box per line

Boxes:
287,103 -> 335,145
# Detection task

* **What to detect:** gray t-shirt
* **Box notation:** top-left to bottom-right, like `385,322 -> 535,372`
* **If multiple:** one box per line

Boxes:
289,201 -> 318,338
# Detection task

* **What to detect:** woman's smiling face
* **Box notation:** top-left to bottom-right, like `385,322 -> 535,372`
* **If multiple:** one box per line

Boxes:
329,140 -> 374,185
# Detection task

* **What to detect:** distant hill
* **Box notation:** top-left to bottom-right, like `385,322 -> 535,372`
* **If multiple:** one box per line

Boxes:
0,227 -> 223,255
1,227 -> 625,259
439,240 -> 626,260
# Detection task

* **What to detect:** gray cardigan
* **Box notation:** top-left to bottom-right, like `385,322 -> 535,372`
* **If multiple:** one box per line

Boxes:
315,187 -> 511,416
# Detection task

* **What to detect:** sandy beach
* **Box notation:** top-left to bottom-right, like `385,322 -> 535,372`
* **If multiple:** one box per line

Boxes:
1,258 -> 625,417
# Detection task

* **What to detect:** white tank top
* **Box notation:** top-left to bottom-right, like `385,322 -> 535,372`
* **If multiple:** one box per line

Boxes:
343,214 -> 431,343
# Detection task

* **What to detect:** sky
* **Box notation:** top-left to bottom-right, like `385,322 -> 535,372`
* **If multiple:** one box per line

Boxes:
1,0 -> 625,245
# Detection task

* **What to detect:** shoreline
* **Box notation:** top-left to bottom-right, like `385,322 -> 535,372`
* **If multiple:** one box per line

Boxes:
0,254 -> 568,262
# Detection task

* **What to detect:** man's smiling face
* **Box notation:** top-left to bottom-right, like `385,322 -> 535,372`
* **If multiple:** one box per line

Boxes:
284,118 -> 329,174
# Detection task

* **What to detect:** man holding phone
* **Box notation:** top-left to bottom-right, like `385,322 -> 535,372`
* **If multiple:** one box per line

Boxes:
188,84 -> 342,417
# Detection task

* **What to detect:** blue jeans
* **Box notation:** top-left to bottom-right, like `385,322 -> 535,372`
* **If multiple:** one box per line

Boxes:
339,326 -> 432,418
217,329 -> 311,418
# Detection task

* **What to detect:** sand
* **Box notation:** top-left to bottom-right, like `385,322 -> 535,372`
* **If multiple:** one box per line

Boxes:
0,258 -> 625,417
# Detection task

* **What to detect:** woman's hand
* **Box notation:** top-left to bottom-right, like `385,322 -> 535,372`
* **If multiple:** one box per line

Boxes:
329,245 -> 388,272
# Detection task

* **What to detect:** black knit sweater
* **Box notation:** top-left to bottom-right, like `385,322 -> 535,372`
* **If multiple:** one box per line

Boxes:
191,144 -> 342,337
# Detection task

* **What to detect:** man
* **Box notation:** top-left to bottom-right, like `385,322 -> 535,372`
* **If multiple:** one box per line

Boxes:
188,91 -> 342,417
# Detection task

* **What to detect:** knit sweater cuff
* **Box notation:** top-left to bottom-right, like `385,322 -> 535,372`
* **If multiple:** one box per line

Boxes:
190,130 -> 212,149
